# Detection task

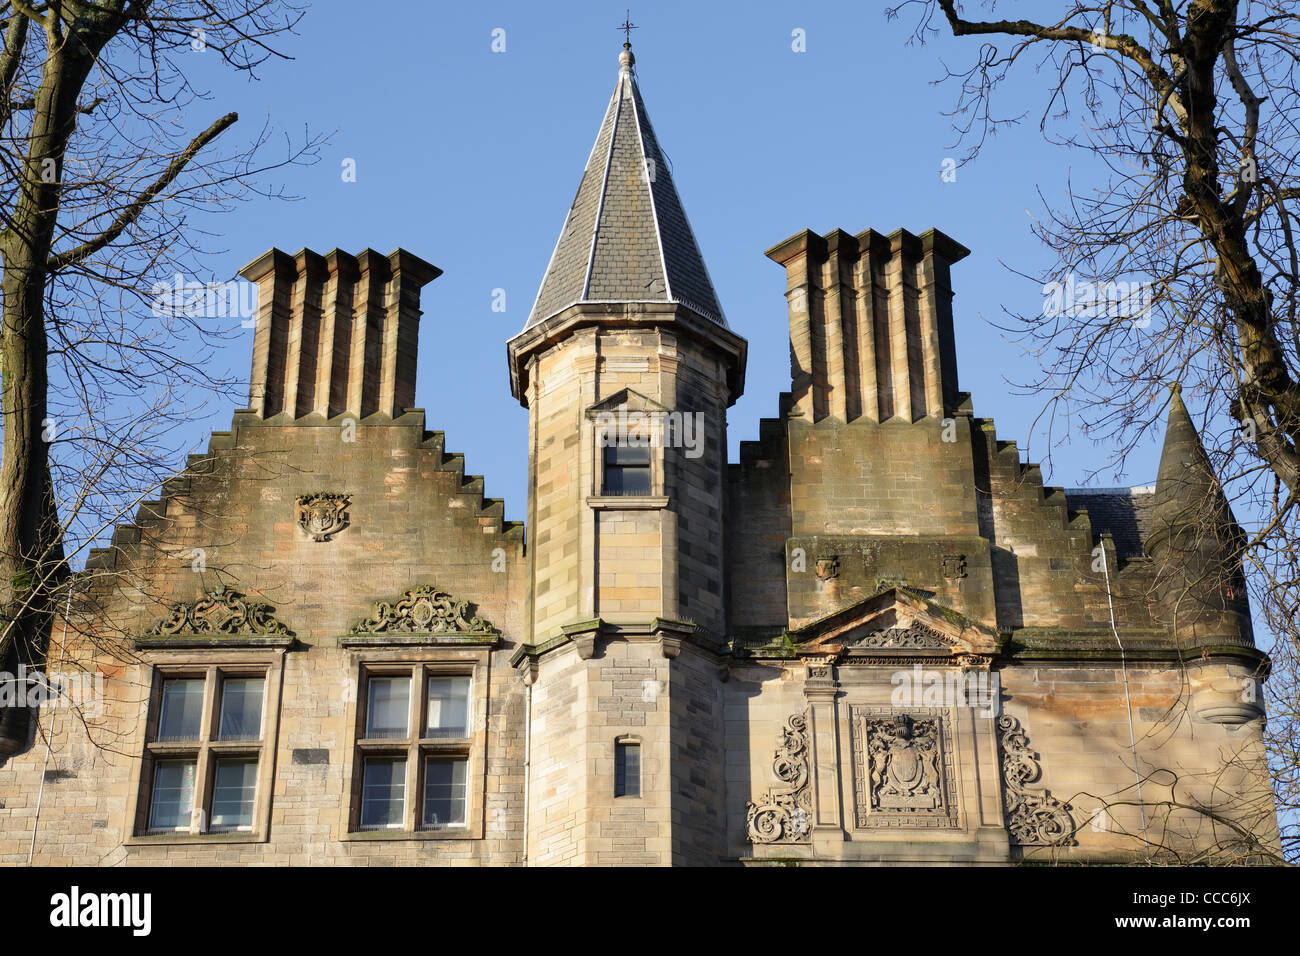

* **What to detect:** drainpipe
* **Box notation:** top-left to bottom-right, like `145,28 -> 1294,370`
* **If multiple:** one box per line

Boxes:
1099,535 -> 1150,856
28,582 -> 72,865
522,676 -> 531,867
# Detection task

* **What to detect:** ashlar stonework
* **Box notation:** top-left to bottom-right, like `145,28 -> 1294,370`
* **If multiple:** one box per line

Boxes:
0,44 -> 1277,866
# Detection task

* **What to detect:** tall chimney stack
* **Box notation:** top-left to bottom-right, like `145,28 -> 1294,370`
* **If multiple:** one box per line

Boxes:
239,247 -> 441,419
766,227 -> 968,423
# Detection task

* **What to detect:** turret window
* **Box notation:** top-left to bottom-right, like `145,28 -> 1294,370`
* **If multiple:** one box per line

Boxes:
615,740 -> 641,797
603,442 -> 652,495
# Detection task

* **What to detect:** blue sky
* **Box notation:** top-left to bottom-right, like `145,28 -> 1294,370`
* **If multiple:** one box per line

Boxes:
172,0 -> 1154,523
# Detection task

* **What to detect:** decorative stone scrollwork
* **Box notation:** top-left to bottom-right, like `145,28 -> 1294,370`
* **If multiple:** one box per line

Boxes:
147,585 -> 291,637
851,706 -> 960,829
998,714 -> 1076,846
745,712 -> 812,845
351,584 -> 494,634
296,493 -> 351,542
852,623 -> 949,650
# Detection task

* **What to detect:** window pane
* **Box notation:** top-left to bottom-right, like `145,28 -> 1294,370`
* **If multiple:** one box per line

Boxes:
365,676 -> 410,738
210,758 -> 258,830
606,466 -> 651,495
604,443 -> 652,496
605,443 -> 651,466
217,677 -> 264,741
148,759 -> 196,831
615,742 -> 640,797
423,757 -> 467,827
426,676 -> 470,738
360,757 -> 406,828
157,679 -> 204,741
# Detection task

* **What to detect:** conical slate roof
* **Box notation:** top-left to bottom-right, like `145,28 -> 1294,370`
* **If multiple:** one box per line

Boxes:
525,46 -> 726,330
1147,384 -> 1238,550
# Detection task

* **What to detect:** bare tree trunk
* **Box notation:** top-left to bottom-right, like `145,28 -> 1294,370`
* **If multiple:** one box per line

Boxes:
0,8 -> 123,751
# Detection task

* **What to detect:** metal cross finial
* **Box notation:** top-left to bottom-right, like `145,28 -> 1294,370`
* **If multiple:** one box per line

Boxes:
619,10 -> 638,48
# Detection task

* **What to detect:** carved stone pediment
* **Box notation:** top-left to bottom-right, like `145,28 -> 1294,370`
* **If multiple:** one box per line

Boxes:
786,587 -> 1001,664
850,622 -> 949,650
351,584 -> 494,635
147,586 -> 291,637
584,387 -> 670,419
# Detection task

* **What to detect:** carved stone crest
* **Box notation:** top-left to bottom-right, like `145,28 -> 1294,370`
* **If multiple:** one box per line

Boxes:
745,712 -> 812,845
351,584 -> 494,634
868,715 -> 943,810
997,714 -> 1075,846
851,706 -> 959,829
296,493 -> 351,542
942,553 -> 968,579
147,585 -> 291,637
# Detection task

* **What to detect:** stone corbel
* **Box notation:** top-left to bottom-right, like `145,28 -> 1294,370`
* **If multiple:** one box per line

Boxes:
560,618 -> 603,660
658,635 -> 683,659
516,656 -> 539,687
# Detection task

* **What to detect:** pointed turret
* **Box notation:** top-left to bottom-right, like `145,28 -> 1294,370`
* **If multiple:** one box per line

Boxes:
506,44 -> 746,865
1145,384 -> 1253,648
523,43 -> 726,330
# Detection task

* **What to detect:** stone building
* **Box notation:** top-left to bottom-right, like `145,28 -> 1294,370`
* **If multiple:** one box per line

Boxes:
0,44 -> 1277,865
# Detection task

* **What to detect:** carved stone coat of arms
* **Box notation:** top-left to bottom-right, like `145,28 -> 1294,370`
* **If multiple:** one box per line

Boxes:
869,714 -> 942,810
296,493 -> 351,542
852,706 -> 960,829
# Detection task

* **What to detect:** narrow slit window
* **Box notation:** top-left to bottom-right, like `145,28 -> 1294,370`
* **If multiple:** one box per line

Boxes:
615,741 -> 641,797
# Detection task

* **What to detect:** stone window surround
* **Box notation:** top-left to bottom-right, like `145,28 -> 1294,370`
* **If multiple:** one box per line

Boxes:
613,734 -> 643,800
338,647 -> 490,842
123,647 -> 285,847
589,417 -> 669,509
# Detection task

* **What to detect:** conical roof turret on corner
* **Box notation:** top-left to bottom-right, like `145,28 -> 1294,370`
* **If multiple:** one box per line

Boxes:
1144,383 -> 1254,649
1146,383 -> 1240,553
523,42 -> 727,331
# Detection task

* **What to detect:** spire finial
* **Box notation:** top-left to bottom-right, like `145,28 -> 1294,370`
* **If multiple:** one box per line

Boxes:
618,11 -> 638,73
618,11 -> 639,72
619,10 -> 638,47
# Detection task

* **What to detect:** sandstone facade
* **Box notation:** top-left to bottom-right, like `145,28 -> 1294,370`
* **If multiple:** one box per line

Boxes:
0,45 -> 1277,866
